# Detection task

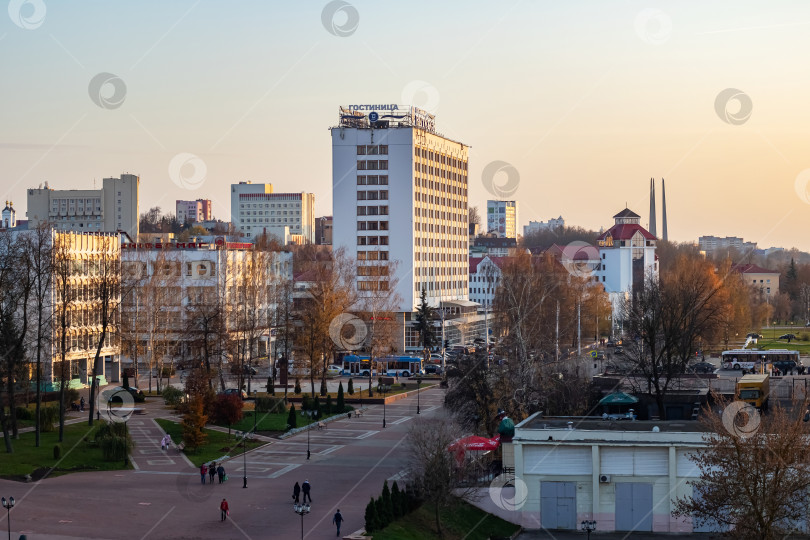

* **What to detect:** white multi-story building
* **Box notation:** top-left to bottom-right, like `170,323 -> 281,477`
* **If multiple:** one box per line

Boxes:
698,235 -> 757,253
524,216 -> 564,236
331,105 -> 470,312
120,240 -> 293,376
468,256 -> 506,308
26,174 -> 140,239
176,199 -> 212,223
594,208 -> 658,327
230,182 -> 315,244
486,200 -> 517,238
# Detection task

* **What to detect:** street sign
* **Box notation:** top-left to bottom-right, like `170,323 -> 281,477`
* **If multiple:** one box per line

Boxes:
590,350 -> 598,359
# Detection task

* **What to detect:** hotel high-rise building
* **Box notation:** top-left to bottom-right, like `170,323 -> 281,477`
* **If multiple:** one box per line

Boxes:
331,105 -> 470,312
486,200 -> 517,238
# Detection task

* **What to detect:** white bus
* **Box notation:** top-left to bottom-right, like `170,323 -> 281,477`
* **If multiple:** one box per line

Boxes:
375,356 -> 424,377
721,349 -> 800,370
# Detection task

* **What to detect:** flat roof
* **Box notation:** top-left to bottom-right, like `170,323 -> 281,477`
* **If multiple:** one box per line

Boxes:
520,416 -> 707,433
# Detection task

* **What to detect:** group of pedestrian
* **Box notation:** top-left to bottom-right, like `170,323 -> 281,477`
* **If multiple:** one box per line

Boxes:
292,479 -> 312,504
160,434 -> 172,451
201,462 -> 227,485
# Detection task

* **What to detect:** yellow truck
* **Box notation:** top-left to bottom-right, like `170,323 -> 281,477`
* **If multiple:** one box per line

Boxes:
736,374 -> 770,410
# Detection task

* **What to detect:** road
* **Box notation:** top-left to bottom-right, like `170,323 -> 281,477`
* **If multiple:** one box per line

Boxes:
0,386 -> 445,540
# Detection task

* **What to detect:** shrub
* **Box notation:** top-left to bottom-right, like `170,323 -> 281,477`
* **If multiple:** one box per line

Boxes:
210,393 -> 244,428
97,421 -> 133,461
375,497 -> 388,530
53,444 -> 61,460
40,406 -> 59,432
301,395 -> 312,411
163,386 -> 184,407
319,380 -> 327,396
255,396 -> 285,414
16,407 -> 33,421
266,376 -> 274,395
181,398 -> 208,452
364,496 -> 379,533
800,332 -> 810,342
313,396 -> 321,416
347,378 -> 354,395
287,403 -> 297,430
337,383 -> 345,412
391,481 -> 403,519
66,388 -> 80,405
325,395 -> 332,414
294,378 -> 301,395
380,480 -> 393,526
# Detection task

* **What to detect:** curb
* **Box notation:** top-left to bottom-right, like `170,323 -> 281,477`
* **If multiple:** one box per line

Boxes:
278,408 -> 369,440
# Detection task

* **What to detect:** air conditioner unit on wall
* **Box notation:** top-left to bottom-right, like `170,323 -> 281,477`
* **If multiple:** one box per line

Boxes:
599,474 -> 611,483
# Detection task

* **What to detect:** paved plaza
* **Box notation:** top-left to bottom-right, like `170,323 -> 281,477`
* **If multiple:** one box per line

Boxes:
0,387 -> 446,539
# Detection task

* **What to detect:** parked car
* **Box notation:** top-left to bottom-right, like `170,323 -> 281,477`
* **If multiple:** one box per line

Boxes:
746,332 -> 763,339
613,346 -> 624,355
325,365 -> 342,378
424,365 -> 443,375
688,362 -> 716,374
778,334 -> 797,341
772,360 -> 799,374
221,388 -> 247,400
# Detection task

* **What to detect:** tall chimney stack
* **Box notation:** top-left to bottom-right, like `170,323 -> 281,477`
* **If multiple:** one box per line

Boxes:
649,178 -> 657,237
662,178 -> 668,242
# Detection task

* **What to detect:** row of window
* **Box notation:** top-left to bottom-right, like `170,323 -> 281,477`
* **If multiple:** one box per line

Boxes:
357,145 -> 389,155
357,205 -> 389,216
415,176 -> 467,192
357,265 -> 390,277
357,221 -> 389,231
241,210 -> 300,216
357,250 -> 389,261
357,236 -> 389,246
414,281 -> 467,292
357,280 -> 390,291
357,160 -> 389,171
357,175 -> 389,185
415,266 -> 465,276
239,203 -> 300,209
414,147 -> 467,170
357,190 -> 388,201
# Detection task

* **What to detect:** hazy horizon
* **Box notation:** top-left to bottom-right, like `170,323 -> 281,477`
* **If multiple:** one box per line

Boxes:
3,1 -> 810,251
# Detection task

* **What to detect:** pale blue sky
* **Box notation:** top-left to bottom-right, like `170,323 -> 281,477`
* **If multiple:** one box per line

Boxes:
2,1 -> 810,250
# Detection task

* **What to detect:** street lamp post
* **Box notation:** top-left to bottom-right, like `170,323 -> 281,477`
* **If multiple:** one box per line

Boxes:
242,431 -> 248,489
123,419 -> 129,466
380,383 -> 390,428
581,520 -> 596,539
303,409 -> 314,460
293,502 -> 311,540
2,496 -> 14,540
416,376 -> 422,414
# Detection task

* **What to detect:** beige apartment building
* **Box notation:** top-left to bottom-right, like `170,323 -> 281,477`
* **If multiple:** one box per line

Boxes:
26,174 -> 140,239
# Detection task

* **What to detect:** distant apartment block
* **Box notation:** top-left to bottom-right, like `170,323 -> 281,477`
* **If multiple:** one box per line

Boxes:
486,200 -> 517,238
230,182 -> 315,243
26,174 -> 140,239
315,216 -> 333,245
524,216 -> 564,236
176,199 -> 212,223
699,235 -> 757,253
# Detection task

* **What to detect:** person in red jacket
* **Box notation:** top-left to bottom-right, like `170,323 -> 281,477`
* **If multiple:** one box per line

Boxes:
220,498 -> 229,522
200,463 -> 207,485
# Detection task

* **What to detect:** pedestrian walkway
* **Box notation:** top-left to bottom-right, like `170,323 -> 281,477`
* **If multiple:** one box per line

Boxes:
128,417 -> 195,472
517,531 -> 718,539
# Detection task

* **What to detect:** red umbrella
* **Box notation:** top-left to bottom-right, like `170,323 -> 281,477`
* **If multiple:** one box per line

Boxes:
448,435 -> 501,463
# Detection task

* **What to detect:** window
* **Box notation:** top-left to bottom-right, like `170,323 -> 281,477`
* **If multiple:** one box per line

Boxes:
357,145 -> 366,155
357,161 -> 367,170
379,175 -> 388,185
357,175 -> 367,185
379,145 -> 388,154
379,160 -> 388,170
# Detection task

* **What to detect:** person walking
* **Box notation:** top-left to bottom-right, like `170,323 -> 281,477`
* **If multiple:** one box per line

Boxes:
302,479 -> 312,503
292,481 -> 301,504
209,462 -> 217,484
80,397 -> 85,412
220,498 -> 229,521
200,463 -> 208,485
217,463 -> 225,484
333,509 -> 344,537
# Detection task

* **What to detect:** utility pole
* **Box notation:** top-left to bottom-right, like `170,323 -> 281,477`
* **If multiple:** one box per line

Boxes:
577,300 -> 581,358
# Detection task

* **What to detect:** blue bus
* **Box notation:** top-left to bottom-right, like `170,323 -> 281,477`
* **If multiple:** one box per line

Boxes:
342,355 -> 375,376
376,356 -> 423,377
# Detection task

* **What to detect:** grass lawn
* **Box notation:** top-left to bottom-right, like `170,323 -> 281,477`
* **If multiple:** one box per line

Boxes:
0,421 -> 130,479
755,328 -> 810,354
154,418 -> 264,467
371,501 -> 520,540
229,406 -> 354,433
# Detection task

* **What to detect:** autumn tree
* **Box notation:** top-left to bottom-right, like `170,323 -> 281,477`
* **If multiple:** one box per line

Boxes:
674,396 -> 810,539
414,288 -> 436,352
406,418 -> 481,537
